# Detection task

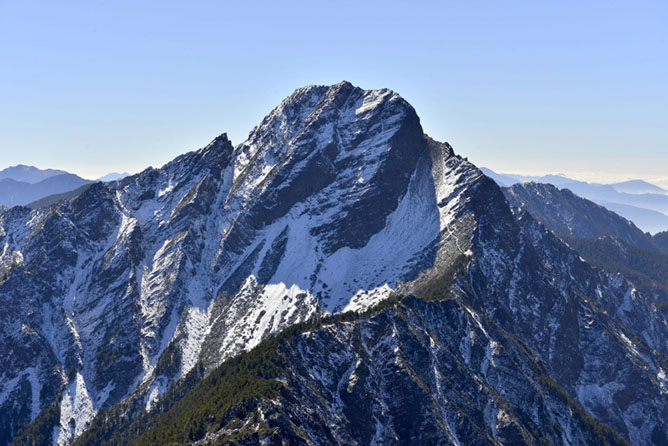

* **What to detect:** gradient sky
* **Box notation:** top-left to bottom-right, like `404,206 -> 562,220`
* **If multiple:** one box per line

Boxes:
1,1 -> 666,186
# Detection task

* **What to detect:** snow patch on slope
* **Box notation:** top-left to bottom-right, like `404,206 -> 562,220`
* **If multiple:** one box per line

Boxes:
179,305 -> 212,378
56,373 -> 94,446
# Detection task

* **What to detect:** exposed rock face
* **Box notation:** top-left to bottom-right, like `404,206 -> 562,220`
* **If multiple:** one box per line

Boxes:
655,231 -> 668,254
2,82 -> 668,446
189,289 -> 654,445
503,182 -> 657,249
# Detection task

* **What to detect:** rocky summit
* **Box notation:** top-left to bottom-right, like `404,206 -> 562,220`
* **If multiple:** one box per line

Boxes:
2,82 -> 668,446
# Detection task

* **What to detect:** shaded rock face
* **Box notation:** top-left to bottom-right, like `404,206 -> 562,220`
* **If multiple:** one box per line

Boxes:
503,182 -> 657,250
503,181 -> 668,318
2,82 -> 668,446
655,231 -> 668,254
218,294 -> 645,446
467,204 -> 668,445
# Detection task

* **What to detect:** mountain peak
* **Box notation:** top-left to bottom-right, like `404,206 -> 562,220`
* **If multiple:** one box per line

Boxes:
200,132 -> 232,157
286,79 -> 356,99
275,81 -> 405,120
243,81 -> 411,158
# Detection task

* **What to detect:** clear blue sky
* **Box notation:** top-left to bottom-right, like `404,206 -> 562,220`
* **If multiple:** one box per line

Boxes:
1,0 -> 666,185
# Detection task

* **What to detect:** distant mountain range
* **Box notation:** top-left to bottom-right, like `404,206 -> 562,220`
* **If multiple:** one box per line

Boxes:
0,166 -> 130,209
482,167 -> 668,234
0,174 -> 92,208
610,179 -> 668,195
481,168 -> 668,195
0,165 -> 69,184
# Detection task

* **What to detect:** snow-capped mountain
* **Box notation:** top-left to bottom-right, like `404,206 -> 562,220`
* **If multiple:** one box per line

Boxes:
3,82 -> 668,445
1,82 -> 469,444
